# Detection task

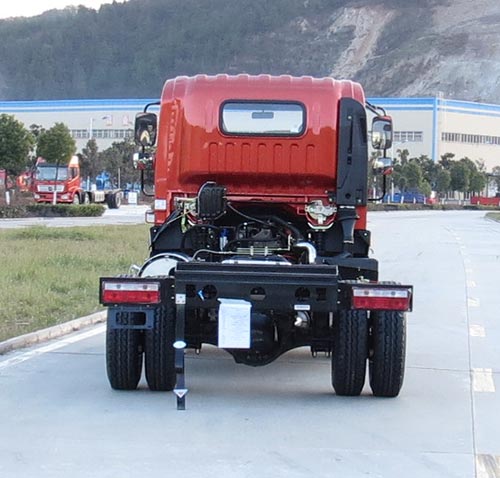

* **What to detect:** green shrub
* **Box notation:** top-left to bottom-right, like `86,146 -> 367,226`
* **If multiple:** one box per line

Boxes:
0,206 -> 27,218
0,204 -> 105,218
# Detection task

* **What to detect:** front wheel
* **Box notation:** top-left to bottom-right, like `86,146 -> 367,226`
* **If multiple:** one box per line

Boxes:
369,311 -> 406,397
331,309 -> 368,396
72,193 -> 80,205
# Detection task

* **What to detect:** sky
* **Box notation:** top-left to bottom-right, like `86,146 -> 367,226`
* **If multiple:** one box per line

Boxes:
0,1 -> 124,20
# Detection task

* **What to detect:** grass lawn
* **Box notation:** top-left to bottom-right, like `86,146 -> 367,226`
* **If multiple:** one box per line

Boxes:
0,224 -> 150,342
486,212 -> 500,222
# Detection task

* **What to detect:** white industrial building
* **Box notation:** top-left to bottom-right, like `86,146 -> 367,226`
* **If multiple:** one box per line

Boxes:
2,96 -> 500,171
371,97 -> 500,171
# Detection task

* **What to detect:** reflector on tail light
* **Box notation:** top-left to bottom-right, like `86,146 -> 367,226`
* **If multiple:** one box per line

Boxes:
351,286 -> 412,311
101,280 -> 161,305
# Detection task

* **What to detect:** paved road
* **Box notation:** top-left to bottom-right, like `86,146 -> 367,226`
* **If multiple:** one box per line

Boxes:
0,204 -> 149,228
0,211 -> 499,478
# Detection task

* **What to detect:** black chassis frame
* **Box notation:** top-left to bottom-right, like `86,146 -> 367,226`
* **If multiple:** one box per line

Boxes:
104,260 -> 378,333
101,259 -> 414,409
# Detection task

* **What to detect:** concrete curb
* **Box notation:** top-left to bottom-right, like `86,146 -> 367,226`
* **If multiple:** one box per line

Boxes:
0,310 -> 107,355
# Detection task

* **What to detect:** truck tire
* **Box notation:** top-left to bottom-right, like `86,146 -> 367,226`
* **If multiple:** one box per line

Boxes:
106,194 -> 115,209
106,192 -> 122,209
83,192 -> 90,204
369,311 -> 406,397
331,309 -> 368,396
144,303 -> 176,391
106,312 -> 144,390
72,193 -> 80,205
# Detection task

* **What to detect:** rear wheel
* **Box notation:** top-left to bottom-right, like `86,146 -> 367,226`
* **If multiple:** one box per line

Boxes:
144,303 -> 176,391
106,194 -> 115,208
106,192 -> 122,209
369,311 -> 406,397
331,309 -> 368,396
106,311 -> 144,390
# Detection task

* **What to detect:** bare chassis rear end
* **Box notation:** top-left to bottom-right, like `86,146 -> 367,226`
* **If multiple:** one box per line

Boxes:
101,260 -> 412,409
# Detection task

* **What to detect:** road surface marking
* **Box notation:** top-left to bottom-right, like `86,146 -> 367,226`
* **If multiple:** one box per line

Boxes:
0,325 -> 105,370
476,454 -> 500,478
470,325 -> 486,338
468,297 -> 481,308
473,368 -> 496,393
468,280 -> 477,288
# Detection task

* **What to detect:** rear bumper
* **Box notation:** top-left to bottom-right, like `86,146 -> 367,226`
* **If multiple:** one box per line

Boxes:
174,262 -> 340,313
100,261 -> 412,315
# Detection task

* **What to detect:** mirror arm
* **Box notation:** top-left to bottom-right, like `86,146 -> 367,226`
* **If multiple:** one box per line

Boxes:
140,169 -> 155,197
366,101 -> 386,116
139,145 -> 154,197
144,101 -> 160,113
368,174 -> 388,203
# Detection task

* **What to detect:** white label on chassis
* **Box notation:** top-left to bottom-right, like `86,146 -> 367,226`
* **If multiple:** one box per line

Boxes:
294,304 -> 311,311
175,294 -> 186,305
218,299 -> 251,349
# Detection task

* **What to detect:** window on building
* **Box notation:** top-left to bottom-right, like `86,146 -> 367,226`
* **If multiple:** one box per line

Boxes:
442,131 -> 500,146
392,131 -> 423,143
70,129 -> 133,141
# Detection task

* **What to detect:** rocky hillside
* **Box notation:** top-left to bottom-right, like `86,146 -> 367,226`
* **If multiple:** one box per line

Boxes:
0,0 -> 499,102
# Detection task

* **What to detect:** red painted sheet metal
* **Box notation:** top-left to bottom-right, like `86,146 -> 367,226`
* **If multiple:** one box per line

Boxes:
155,74 -> 365,220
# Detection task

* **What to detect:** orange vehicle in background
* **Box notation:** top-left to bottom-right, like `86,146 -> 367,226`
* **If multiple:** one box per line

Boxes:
100,75 -> 413,407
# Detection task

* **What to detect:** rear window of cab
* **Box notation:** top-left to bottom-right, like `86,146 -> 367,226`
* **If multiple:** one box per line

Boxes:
220,101 -> 306,136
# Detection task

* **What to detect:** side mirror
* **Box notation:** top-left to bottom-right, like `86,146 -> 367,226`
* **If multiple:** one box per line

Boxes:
372,156 -> 393,175
371,116 -> 393,150
133,152 -> 154,170
135,112 -> 157,147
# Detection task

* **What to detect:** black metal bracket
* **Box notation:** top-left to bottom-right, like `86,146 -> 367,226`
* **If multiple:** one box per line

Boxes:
173,293 -> 188,410
107,306 -> 156,330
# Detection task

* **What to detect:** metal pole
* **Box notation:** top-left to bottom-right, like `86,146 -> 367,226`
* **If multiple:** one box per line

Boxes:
52,161 -> 59,205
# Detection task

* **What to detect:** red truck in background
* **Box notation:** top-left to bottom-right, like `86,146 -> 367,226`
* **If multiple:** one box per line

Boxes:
32,155 -> 122,208
100,74 -> 413,408
470,194 -> 500,206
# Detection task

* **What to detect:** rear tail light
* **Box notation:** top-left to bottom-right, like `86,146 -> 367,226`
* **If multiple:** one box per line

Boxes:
101,280 -> 161,305
351,286 -> 412,311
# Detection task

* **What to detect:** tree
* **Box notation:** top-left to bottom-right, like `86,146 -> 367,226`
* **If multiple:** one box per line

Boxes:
401,161 -> 424,190
36,123 -> 76,165
413,155 -> 439,189
0,114 -> 34,187
469,170 -> 486,195
440,152 -> 455,170
396,148 -> 410,165
98,139 -> 137,187
80,139 -> 101,179
491,166 -> 500,192
449,161 -> 470,193
29,123 -> 45,139
435,169 -> 451,196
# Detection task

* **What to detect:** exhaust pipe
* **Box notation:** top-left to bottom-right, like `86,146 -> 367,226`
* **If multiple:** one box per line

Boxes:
295,241 -> 317,264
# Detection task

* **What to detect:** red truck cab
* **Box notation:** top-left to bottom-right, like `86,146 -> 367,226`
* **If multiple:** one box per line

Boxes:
32,155 -> 81,204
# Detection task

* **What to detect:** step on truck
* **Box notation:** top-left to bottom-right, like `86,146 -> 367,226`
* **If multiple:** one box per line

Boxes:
100,75 -> 413,409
